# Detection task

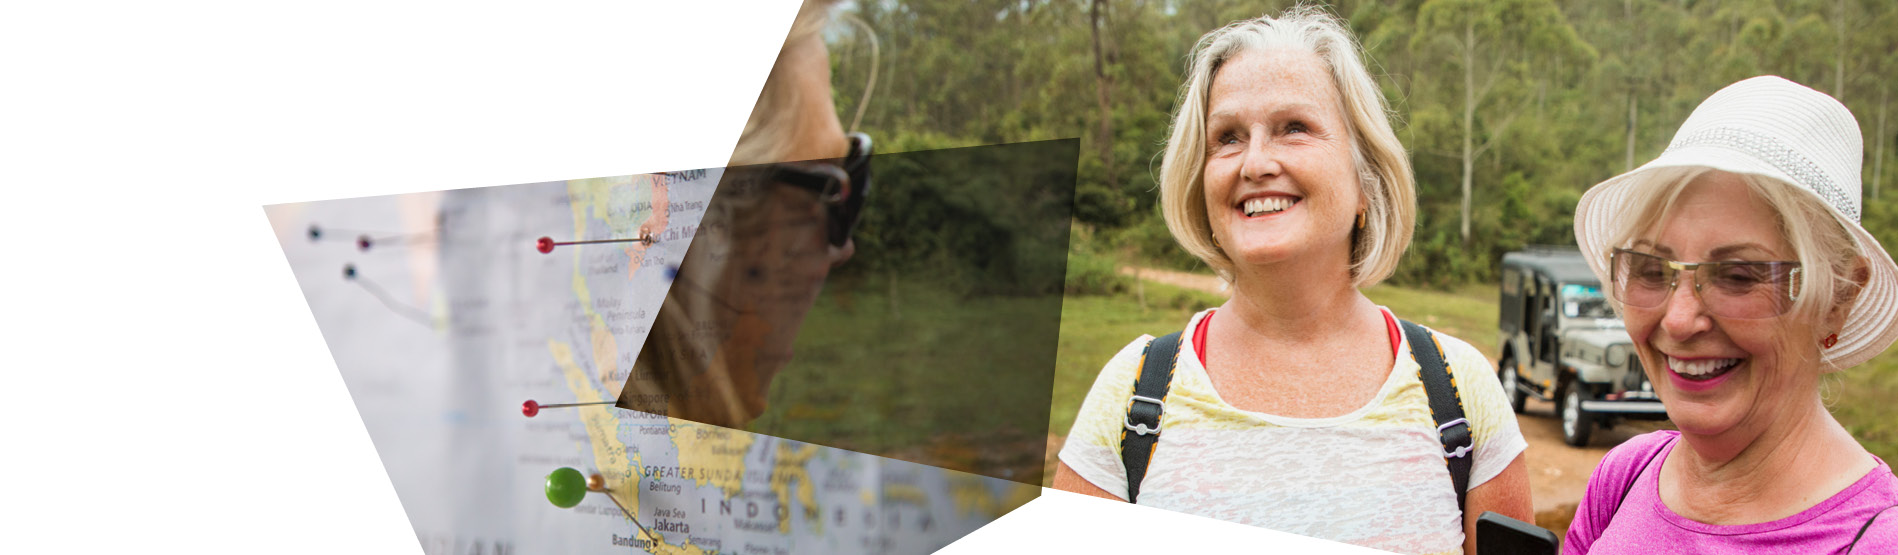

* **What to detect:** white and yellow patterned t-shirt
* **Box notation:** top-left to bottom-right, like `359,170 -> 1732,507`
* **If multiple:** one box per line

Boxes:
1058,308 -> 1526,555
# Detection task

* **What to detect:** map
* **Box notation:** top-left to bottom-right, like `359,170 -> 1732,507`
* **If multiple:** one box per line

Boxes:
266,171 -> 1036,554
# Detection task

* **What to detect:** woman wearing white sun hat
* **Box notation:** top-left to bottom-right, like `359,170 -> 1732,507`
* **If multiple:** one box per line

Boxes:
1565,75 -> 1898,553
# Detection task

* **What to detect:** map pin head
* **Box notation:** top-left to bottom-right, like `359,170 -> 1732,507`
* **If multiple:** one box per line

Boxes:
545,467 -> 587,509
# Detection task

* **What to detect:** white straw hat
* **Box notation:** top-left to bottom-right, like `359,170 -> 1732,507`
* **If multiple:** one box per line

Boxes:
1573,75 -> 1898,369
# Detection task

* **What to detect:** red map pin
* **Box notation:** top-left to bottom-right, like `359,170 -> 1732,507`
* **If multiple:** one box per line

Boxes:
535,232 -> 656,254
522,399 -> 616,417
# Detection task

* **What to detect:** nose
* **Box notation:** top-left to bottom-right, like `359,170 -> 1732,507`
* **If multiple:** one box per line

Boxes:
1240,125 -> 1281,182
1658,271 -> 1713,339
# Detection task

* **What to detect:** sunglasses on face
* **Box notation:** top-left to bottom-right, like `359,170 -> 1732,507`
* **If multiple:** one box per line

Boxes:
766,132 -> 873,247
1609,248 -> 1803,319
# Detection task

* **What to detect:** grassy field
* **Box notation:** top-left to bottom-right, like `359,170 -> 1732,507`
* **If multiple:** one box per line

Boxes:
1049,282 -> 1225,440
753,269 -> 1898,484
1835,354 -> 1898,462
1048,279 -> 1898,468
751,280 -> 1060,483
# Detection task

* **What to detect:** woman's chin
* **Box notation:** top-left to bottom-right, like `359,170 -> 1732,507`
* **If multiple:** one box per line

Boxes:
1225,240 -> 1351,274
1227,244 -> 1293,265
1662,399 -> 1745,439
1221,231 -> 1305,261
1659,366 -> 1759,433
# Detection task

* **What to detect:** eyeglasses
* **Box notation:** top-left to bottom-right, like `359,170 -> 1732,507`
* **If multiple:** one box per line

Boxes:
766,132 -> 874,246
1608,248 -> 1802,319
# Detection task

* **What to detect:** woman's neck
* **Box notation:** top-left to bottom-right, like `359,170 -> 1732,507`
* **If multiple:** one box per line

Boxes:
1665,395 -> 1874,524
1221,255 -> 1367,343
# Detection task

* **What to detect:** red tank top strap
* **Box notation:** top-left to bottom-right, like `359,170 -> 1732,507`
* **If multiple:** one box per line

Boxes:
1382,308 -> 1400,358
1193,308 -> 1401,366
1193,310 -> 1212,367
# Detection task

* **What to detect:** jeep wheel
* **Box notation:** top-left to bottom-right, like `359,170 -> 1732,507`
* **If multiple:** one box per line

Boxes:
1499,355 -> 1526,414
1561,384 -> 1594,447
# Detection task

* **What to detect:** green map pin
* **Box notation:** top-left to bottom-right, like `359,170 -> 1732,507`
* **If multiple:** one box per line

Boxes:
545,467 -> 587,509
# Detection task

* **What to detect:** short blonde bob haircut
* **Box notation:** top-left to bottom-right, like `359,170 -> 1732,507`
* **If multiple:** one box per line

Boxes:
1158,6 -> 1414,287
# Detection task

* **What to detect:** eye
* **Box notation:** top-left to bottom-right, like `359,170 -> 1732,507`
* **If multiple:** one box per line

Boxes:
1633,266 -> 1668,285
1621,253 -> 1669,285
1710,264 -> 1767,291
1220,132 -> 1240,145
1284,122 -> 1309,135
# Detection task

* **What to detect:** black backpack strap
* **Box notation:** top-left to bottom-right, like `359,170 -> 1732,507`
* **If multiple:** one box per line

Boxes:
1847,503 -> 1898,554
1119,331 -> 1181,504
1400,319 -> 1474,514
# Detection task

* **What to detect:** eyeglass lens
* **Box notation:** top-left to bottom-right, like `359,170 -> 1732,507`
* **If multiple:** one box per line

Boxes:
1610,249 -> 1799,319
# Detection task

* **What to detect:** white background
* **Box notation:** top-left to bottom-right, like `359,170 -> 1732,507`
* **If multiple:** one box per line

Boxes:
2,2 -> 1372,553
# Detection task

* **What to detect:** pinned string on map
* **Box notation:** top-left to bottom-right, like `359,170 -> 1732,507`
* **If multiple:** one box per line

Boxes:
307,221 -> 441,253
535,227 -> 657,254
545,467 -> 658,542
307,218 -> 443,327
520,399 -> 616,417
341,264 -> 433,327
531,225 -> 668,541
351,232 -> 438,252
529,217 -> 697,544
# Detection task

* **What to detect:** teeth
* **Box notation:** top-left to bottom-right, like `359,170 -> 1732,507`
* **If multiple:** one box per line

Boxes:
1668,356 -> 1740,376
1242,197 -> 1294,217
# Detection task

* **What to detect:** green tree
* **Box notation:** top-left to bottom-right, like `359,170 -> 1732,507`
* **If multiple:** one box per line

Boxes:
1413,0 -> 1594,244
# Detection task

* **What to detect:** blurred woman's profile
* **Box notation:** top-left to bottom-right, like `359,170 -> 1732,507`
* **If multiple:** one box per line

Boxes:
617,0 -> 871,427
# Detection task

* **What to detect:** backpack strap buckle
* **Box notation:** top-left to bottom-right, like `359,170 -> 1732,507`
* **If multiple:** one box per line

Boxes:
1123,395 -> 1165,436
1439,417 -> 1473,459
1121,330 -> 1183,505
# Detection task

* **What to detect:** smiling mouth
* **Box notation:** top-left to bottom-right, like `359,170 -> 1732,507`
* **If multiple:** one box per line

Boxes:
1242,197 -> 1297,217
1668,356 -> 1742,381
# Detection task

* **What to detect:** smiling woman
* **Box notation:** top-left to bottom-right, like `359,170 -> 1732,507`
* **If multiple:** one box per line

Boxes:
1051,6 -> 1531,555
1565,76 -> 1898,554
1201,48 -> 1363,275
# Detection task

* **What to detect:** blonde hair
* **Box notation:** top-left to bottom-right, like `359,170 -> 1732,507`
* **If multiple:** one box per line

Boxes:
1158,5 -> 1414,287
729,0 -> 840,166
1606,167 -> 1867,369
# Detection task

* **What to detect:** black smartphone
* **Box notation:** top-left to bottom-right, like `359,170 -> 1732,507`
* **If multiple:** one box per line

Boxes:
1476,511 -> 1559,555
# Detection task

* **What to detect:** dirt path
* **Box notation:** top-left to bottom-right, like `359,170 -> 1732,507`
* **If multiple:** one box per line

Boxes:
1111,266 -> 1672,532
1120,266 -> 1229,296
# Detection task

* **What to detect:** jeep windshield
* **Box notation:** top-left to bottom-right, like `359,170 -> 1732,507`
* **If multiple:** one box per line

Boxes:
1560,283 -> 1617,320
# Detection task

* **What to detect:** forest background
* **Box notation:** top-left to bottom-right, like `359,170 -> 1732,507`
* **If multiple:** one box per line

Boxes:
827,0 -> 1898,282
806,0 -> 1898,471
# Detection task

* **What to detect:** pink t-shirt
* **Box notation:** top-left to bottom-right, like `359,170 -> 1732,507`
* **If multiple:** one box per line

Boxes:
1565,430 -> 1898,554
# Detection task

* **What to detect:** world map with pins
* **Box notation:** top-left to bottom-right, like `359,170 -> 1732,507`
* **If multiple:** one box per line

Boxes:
267,171 -> 1033,554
